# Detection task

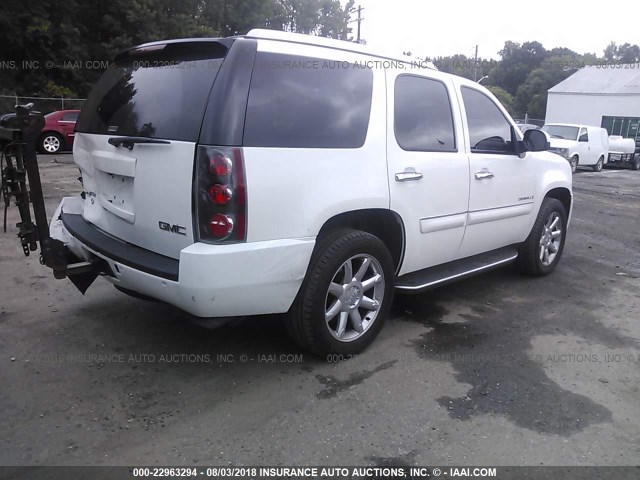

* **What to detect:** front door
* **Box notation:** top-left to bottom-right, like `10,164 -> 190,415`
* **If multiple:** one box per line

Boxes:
457,85 -> 536,259
387,71 -> 470,275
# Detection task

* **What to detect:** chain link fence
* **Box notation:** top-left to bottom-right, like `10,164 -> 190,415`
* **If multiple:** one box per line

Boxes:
0,95 -> 85,116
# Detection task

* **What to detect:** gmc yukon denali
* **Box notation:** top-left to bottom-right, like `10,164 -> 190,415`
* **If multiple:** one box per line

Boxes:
40,30 -> 572,355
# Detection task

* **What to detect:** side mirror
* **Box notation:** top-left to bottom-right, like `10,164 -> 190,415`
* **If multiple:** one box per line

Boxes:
523,129 -> 549,152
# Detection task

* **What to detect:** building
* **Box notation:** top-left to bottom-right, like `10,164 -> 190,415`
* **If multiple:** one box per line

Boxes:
545,65 -> 640,140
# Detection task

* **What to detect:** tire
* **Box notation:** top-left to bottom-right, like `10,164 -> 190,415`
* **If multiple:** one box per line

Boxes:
286,229 -> 395,357
569,155 -> 578,174
516,198 -> 568,276
632,156 -> 640,171
592,156 -> 604,172
39,132 -> 64,154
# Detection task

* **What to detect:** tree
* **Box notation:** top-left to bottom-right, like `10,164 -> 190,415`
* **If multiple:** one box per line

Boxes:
0,0 -> 357,98
513,50 -> 596,119
489,41 -> 548,96
269,0 -> 352,38
486,86 -> 514,115
429,54 -> 494,81
603,42 -> 640,63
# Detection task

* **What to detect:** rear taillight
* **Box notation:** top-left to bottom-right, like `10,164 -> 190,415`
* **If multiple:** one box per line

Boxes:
195,146 -> 247,243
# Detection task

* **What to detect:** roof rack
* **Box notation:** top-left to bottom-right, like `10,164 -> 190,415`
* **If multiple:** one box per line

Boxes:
245,29 -> 435,70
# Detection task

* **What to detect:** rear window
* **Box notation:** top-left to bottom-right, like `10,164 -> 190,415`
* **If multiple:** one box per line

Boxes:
243,53 -> 373,148
76,43 -> 226,142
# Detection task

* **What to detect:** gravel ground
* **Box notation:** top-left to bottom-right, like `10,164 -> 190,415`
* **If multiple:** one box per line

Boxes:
1,155 -> 639,467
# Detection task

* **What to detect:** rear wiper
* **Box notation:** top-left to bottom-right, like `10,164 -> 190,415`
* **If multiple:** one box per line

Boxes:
108,137 -> 171,150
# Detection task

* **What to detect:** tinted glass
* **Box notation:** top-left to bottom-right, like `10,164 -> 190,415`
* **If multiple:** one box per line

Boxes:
461,87 -> 514,153
244,53 -> 373,148
394,75 -> 456,151
76,43 -> 226,142
61,112 -> 79,122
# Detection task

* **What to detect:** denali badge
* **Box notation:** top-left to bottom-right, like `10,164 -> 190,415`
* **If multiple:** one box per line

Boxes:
159,221 -> 187,236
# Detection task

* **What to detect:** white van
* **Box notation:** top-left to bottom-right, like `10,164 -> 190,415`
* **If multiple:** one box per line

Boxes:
45,29 -> 573,355
542,124 -> 609,173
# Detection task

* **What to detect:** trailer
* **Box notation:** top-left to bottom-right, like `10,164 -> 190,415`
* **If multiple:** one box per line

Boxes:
606,135 -> 640,170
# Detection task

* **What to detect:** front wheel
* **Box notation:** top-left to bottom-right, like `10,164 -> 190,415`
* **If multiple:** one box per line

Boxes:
592,156 -> 604,172
631,155 -> 640,170
286,229 -> 395,357
569,156 -> 578,174
516,198 -> 568,276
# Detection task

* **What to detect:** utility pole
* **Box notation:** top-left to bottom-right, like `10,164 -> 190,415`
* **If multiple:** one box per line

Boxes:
349,5 -> 365,43
473,45 -> 478,81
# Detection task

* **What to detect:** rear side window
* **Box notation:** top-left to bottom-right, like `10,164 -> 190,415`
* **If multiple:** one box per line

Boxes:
243,53 -> 373,148
461,86 -> 514,154
394,75 -> 456,152
76,43 -> 226,142
61,112 -> 79,122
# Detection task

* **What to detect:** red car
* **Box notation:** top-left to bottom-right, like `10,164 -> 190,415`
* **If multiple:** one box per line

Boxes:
38,109 -> 80,154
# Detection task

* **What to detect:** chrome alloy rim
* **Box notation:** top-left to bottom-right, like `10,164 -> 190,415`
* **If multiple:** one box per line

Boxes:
324,254 -> 385,342
43,136 -> 60,153
539,212 -> 562,266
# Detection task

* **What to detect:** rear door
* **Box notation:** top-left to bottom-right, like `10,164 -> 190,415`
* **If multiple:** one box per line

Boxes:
58,111 -> 78,146
387,71 -> 469,274
74,42 -> 228,258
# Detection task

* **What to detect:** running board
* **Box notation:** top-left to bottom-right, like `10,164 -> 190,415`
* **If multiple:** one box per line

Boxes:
395,246 -> 519,293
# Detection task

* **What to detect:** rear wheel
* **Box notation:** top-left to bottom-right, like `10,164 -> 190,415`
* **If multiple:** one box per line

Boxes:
39,132 -> 64,154
592,156 -> 604,172
286,229 -> 394,357
631,155 -> 640,170
516,198 -> 567,276
569,155 -> 578,173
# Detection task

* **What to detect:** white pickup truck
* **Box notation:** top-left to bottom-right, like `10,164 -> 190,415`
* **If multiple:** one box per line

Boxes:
22,30 -> 573,356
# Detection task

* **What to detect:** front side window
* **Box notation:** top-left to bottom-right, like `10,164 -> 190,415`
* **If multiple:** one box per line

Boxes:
394,75 -> 456,152
579,128 -> 589,142
461,86 -> 514,154
243,53 -> 373,148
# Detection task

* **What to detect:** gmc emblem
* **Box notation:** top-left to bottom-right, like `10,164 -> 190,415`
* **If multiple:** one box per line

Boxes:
159,221 -> 187,236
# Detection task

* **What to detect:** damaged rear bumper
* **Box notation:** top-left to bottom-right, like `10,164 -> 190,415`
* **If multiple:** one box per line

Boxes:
50,197 -> 316,317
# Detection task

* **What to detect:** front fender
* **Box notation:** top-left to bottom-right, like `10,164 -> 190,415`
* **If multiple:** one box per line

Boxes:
528,156 -> 573,232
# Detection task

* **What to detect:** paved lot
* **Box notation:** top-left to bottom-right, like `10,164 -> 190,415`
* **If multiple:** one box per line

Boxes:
1,155 -> 639,466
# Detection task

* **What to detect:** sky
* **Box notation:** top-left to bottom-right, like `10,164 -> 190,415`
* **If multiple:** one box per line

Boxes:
344,0 -> 640,59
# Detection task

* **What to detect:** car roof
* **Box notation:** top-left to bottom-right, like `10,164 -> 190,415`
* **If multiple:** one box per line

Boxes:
244,29 -> 435,68
544,123 -> 583,128
46,109 -> 81,114
117,29 -> 436,70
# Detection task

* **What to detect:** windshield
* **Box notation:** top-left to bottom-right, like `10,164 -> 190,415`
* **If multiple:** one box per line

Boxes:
76,43 -> 227,142
542,125 -> 579,140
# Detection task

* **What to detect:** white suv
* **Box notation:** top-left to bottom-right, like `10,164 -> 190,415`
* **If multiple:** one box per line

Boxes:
50,29 -> 573,355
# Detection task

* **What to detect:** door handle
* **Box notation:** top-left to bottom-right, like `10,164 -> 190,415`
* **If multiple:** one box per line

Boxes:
395,171 -> 423,182
474,171 -> 494,180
